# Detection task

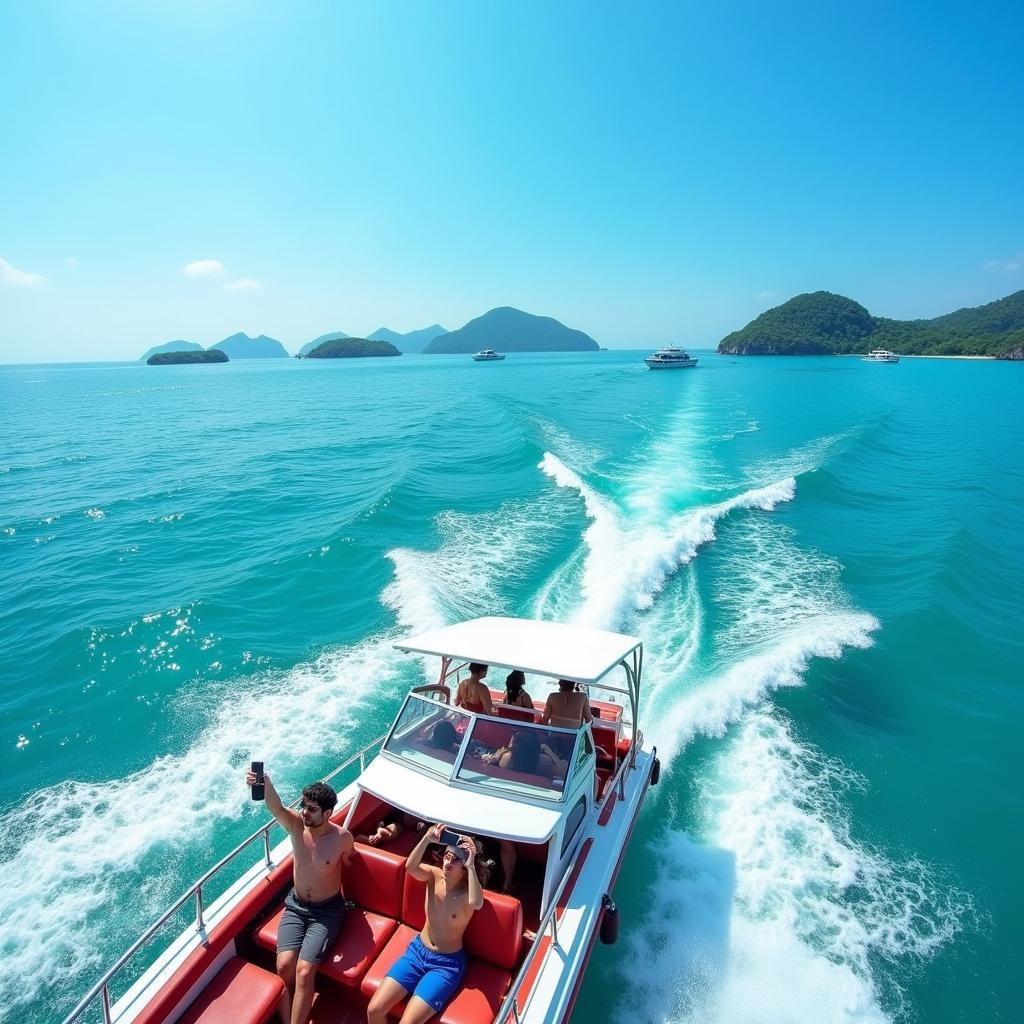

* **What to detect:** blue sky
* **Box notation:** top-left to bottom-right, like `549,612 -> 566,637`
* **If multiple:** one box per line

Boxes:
1,1 -> 1022,361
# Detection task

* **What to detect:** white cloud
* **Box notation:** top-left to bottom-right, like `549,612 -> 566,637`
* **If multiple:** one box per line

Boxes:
183,259 -> 225,277
64,257 -> 80,269
983,254 -> 1022,272
0,257 -> 45,288
223,278 -> 262,291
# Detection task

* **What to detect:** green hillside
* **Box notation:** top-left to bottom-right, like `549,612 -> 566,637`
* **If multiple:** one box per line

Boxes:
424,307 -> 598,353
306,338 -> 401,358
718,290 -> 1024,357
147,350 -> 228,365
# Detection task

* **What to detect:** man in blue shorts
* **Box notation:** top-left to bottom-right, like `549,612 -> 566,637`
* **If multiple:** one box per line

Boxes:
367,823 -> 483,1024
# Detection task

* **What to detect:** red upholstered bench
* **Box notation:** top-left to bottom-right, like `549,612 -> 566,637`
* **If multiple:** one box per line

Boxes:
177,958 -> 284,1024
255,845 -> 403,988
361,871 -> 523,1024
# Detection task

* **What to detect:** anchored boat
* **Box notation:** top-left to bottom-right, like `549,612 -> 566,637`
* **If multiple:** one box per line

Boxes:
63,616 -> 658,1024
472,349 -> 506,362
863,349 -> 900,363
644,345 -> 697,369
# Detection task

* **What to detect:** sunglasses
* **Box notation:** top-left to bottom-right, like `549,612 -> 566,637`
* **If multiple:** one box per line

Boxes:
300,801 -> 326,813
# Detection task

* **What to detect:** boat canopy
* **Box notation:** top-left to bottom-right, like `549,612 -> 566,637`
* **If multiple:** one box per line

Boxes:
394,616 -> 641,686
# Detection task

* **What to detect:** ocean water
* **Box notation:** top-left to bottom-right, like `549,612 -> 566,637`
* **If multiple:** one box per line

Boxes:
0,352 -> 1020,1024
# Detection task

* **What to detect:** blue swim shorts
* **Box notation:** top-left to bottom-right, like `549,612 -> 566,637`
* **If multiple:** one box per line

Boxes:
386,935 -> 468,1012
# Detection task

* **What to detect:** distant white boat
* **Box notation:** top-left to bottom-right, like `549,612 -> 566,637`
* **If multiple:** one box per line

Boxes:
863,349 -> 900,363
645,345 -> 698,369
472,348 -> 506,361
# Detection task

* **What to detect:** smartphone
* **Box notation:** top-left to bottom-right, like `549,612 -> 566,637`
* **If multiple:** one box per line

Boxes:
438,827 -> 462,847
250,761 -> 265,801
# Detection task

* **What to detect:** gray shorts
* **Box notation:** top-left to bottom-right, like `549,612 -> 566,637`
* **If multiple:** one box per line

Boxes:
277,889 -> 346,965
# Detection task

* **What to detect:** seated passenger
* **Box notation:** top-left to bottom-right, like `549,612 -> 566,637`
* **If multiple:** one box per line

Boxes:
542,679 -> 593,728
367,824 -> 483,1024
356,811 -> 405,848
454,663 -> 493,715
483,729 -> 567,777
427,719 -> 459,753
502,669 -> 534,710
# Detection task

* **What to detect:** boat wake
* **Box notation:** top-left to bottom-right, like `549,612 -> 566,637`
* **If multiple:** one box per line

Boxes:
0,638 -> 402,1020
614,712 -> 969,1024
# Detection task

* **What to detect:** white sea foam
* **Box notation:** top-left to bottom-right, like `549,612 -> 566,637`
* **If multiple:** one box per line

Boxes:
383,496 -> 560,637
650,610 -> 877,766
0,636 -> 402,1018
84,507 -> 106,520
615,713 -> 967,1024
539,451 -> 796,632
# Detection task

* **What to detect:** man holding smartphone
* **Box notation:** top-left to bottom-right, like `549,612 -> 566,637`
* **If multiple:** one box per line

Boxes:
367,823 -> 483,1024
245,766 -> 354,1024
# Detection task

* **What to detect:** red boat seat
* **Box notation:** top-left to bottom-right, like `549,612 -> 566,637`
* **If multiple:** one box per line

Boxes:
177,957 -> 283,1024
495,704 -> 537,723
361,879 -> 524,1023
592,723 -> 618,766
255,846 -> 404,987
469,719 -> 513,750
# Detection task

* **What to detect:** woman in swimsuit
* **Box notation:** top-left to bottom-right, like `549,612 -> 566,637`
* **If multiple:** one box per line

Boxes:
501,670 -> 533,710
541,679 -> 593,728
454,663 -> 493,715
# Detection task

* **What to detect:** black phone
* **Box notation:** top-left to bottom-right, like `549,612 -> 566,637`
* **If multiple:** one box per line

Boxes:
250,761 -> 265,801
438,827 -> 462,847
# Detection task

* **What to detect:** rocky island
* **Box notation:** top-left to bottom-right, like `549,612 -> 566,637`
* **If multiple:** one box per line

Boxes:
717,289 -> 1024,358
305,338 -> 402,358
147,350 -> 228,365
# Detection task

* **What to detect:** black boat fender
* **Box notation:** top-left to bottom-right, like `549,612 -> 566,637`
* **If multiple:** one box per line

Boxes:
600,894 -> 620,945
650,751 -> 661,786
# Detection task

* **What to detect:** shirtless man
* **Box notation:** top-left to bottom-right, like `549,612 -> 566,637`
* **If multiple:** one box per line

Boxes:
366,823 -> 483,1024
246,767 -> 354,1024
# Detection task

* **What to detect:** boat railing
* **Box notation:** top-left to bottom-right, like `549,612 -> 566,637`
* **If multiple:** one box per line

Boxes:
494,735 -> 641,1024
61,730 -> 390,1024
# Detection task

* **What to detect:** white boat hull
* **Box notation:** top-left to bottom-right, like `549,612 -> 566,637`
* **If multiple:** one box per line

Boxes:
645,358 -> 697,368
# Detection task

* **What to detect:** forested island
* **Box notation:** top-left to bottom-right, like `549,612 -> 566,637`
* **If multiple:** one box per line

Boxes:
147,350 -> 228,365
717,290 -> 1024,358
424,307 -> 598,353
304,338 -> 401,358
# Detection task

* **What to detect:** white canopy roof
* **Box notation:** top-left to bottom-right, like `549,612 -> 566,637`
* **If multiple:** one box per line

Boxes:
393,616 -> 641,685
358,754 -> 564,843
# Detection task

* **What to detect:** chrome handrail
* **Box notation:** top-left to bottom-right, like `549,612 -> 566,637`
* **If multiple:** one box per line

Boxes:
61,731 -> 389,1024
493,748 -> 639,1024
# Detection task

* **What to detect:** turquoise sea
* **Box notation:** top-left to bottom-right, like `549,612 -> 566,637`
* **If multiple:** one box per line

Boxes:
0,352 -> 1020,1024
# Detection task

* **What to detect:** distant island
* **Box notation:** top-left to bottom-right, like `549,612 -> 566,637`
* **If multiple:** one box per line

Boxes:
210,332 -> 289,359
305,338 -> 401,358
368,324 -> 448,353
147,350 -> 228,365
718,290 -> 1024,358
140,340 -> 204,362
424,307 -> 598,353
297,331 -> 349,357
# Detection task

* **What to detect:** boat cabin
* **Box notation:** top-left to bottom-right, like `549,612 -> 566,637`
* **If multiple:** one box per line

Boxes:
343,616 -> 642,926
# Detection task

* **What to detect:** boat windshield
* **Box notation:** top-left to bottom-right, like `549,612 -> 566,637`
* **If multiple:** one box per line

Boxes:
381,694 -> 589,800
456,718 -> 584,800
382,695 -> 471,778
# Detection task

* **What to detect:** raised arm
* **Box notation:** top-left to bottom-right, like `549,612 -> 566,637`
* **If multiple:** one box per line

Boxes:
246,767 -> 302,834
459,836 -> 484,911
406,822 -> 443,881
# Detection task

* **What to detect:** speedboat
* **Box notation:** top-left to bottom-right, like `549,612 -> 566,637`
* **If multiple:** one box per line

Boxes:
863,349 -> 900,363
472,349 -> 506,362
644,345 -> 697,369
63,616 -> 659,1024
